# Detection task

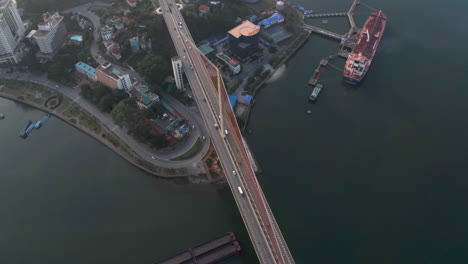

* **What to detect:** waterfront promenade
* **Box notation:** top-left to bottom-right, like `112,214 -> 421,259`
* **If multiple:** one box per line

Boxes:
0,71 -> 210,176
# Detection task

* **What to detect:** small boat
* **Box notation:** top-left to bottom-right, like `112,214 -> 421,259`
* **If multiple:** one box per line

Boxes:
309,83 -> 323,102
19,120 -> 32,138
0,113 -> 5,119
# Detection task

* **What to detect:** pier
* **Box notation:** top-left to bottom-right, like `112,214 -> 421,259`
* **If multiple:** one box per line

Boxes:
347,0 -> 360,31
303,0 -> 361,47
302,24 -> 345,41
305,12 -> 347,18
157,232 -> 241,264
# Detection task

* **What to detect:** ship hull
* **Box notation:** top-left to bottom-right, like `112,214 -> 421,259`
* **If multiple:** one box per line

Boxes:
343,11 -> 386,85
343,76 -> 361,85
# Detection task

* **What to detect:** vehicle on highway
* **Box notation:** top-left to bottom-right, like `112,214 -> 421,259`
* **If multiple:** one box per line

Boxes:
233,170 -> 237,176
238,187 -> 244,195
202,136 -> 206,141
214,123 -> 219,129
224,130 -> 229,135
151,156 -> 156,160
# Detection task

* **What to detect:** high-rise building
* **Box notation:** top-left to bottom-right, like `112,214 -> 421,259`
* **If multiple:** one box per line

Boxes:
33,12 -> 67,54
171,56 -> 185,90
228,21 -> 260,60
0,0 -> 25,64
96,62 -> 132,90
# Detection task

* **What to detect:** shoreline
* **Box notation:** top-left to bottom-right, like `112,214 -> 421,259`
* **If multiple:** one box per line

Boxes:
0,92 -> 208,182
242,30 -> 311,133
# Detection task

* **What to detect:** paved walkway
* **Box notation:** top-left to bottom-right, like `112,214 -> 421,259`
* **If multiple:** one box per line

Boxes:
60,1 -> 211,171
1,71 -> 208,171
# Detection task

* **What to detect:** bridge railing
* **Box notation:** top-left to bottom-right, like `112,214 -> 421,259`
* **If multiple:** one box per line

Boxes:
197,54 -> 292,264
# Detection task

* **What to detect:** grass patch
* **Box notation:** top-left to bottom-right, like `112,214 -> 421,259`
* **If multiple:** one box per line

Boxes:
164,168 -> 177,174
25,93 -> 44,105
210,151 -> 217,158
206,158 -> 213,168
102,132 -> 120,147
171,138 -> 202,161
79,113 -> 101,134
209,169 -> 221,179
63,104 -> 80,118
55,98 -> 70,113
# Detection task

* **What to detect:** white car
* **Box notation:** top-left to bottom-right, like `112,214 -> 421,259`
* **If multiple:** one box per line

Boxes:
151,156 -> 156,160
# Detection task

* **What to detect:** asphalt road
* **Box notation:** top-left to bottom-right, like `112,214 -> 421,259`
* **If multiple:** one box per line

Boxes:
159,0 -> 295,263
1,70 -> 210,172
60,2 -> 214,171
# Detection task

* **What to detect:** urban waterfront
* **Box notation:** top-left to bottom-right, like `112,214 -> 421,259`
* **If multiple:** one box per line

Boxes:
0,99 -> 254,263
1,0 -> 468,263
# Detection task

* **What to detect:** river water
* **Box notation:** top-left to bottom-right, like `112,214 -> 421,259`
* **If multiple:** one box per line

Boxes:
1,0 -> 468,263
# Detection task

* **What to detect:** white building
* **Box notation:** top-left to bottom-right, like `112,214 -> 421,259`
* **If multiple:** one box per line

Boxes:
171,56 -> 185,90
0,0 -> 25,64
216,53 -> 241,75
33,12 -> 67,54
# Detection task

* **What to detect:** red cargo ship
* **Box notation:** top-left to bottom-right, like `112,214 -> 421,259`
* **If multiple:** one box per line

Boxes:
343,11 -> 387,84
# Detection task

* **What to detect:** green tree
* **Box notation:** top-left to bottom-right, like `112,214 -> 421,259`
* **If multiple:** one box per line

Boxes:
137,55 -> 170,84
98,94 -> 113,112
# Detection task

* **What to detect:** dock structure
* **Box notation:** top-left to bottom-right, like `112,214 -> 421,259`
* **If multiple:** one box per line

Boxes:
157,232 -> 241,264
337,49 -> 350,58
308,58 -> 330,86
347,0 -> 360,31
302,0 -> 361,47
305,12 -> 347,18
302,24 -> 345,41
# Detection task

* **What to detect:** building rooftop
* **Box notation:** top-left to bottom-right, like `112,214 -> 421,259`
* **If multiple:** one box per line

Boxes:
258,12 -> 285,27
228,21 -> 260,38
33,30 -> 49,38
199,4 -> 210,11
38,12 -> 63,29
75,61 -> 96,77
97,63 -> 128,79
198,43 -> 214,56
216,52 -> 240,67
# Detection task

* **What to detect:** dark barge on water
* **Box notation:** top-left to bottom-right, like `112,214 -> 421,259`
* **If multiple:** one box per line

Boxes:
157,232 -> 241,264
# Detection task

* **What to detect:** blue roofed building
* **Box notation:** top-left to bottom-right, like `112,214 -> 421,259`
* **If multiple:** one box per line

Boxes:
213,36 -> 228,46
206,36 -> 216,42
75,61 -> 97,80
258,12 -> 285,28
229,95 -> 238,108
